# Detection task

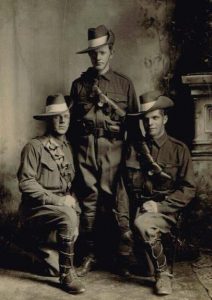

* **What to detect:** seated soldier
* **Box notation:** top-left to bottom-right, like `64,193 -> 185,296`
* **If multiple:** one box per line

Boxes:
115,90 -> 196,295
17,94 -> 85,294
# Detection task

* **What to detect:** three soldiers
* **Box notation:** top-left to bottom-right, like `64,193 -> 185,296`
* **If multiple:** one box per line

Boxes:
17,25 -> 195,296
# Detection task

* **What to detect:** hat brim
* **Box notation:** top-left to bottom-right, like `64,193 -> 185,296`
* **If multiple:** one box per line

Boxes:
33,96 -> 73,120
128,96 -> 174,118
76,42 -> 109,54
33,109 -> 70,120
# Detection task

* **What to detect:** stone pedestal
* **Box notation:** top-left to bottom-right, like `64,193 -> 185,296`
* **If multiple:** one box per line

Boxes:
182,73 -> 212,195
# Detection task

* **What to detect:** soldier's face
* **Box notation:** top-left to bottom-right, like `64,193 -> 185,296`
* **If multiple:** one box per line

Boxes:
89,45 -> 113,73
50,111 -> 70,136
143,109 -> 168,139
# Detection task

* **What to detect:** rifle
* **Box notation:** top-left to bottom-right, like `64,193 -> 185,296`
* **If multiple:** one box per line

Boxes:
92,82 -> 125,118
92,82 -> 171,180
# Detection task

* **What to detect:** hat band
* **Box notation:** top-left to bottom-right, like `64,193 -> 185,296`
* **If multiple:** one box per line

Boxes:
88,35 -> 108,48
46,103 -> 68,114
140,100 -> 156,112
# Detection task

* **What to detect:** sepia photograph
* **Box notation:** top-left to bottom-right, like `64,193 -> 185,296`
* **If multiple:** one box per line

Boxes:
0,0 -> 211,299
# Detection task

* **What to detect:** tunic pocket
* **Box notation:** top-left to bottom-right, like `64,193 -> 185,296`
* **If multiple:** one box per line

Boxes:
41,158 -> 55,171
40,152 -> 60,189
106,92 -> 127,121
159,161 -> 180,180
152,161 -> 180,191
107,92 -> 128,110
159,162 -> 180,179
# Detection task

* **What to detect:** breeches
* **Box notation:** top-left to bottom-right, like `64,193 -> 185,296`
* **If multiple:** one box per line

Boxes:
134,212 -> 177,243
21,205 -> 78,241
77,136 -> 123,232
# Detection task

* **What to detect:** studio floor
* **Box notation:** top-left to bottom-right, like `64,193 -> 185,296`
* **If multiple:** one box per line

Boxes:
0,254 -> 211,300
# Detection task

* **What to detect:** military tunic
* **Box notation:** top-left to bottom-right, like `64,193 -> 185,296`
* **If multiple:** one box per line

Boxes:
115,131 -> 196,245
18,135 -> 79,240
70,68 -> 139,232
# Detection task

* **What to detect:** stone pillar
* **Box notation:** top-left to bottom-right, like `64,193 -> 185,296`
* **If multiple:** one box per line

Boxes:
180,1 -> 212,248
182,73 -> 212,195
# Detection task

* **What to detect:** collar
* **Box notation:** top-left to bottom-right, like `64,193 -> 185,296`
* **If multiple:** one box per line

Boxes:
84,68 -> 113,81
43,134 -> 69,148
100,68 -> 113,81
146,131 -> 168,148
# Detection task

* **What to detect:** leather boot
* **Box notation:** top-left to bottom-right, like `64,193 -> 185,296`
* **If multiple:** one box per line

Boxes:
77,254 -> 97,277
155,271 -> 173,295
118,230 -> 134,277
117,254 -> 132,277
145,239 -> 172,295
58,236 -> 85,294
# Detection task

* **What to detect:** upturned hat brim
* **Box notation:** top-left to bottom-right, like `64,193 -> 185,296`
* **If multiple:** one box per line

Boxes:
77,25 -> 115,54
128,96 -> 174,118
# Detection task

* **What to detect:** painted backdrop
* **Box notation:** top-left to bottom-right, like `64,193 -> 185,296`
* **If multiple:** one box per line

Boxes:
0,0 -> 178,220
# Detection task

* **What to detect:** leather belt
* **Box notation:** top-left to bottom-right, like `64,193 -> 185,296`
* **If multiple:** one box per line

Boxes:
92,128 -> 123,140
78,121 -> 124,140
133,189 -> 170,204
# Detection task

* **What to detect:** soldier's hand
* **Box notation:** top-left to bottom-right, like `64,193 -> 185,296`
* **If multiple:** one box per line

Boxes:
64,195 -> 76,208
142,200 -> 158,213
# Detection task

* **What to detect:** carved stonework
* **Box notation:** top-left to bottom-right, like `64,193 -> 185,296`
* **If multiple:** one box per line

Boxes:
182,73 -> 212,161
182,73 -> 212,201
182,73 -> 212,248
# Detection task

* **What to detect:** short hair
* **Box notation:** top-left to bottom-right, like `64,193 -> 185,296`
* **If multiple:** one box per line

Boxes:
159,108 -> 168,116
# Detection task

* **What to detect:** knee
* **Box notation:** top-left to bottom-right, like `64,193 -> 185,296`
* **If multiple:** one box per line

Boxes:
134,213 -> 156,241
58,208 -> 78,234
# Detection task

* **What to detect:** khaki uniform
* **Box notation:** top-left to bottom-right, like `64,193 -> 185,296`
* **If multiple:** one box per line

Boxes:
70,67 -> 139,245
18,135 -> 79,254
116,132 -> 196,253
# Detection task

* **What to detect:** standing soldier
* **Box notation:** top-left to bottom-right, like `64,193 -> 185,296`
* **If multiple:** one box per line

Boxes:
69,25 -> 139,276
115,90 -> 196,295
17,94 -> 85,294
